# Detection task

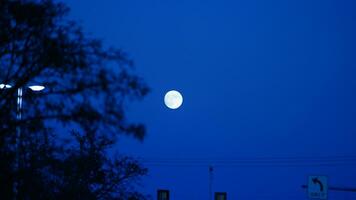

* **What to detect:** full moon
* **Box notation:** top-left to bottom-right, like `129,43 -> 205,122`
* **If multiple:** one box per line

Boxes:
164,90 -> 183,109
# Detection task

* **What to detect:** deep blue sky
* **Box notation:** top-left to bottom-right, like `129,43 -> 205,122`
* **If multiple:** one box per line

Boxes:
62,0 -> 356,199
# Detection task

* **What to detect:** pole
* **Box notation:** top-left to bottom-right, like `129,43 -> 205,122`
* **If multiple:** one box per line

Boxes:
209,165 -> 213,200
13,87 -> 22,200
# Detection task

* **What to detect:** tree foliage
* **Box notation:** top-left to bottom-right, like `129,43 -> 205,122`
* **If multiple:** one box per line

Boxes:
0,0 -> 149,199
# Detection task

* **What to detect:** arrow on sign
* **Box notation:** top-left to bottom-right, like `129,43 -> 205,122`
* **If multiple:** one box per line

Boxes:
312,177 -> 324,192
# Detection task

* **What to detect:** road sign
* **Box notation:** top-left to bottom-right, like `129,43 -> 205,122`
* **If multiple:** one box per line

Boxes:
308,176 -> 328,199
215,192 -> 227,200
157,189 -> 170,200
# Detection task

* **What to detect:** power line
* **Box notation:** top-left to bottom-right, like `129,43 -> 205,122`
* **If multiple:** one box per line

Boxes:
140,155 -> 356,161
138,155 -> 356,167
142,162 -> 356,167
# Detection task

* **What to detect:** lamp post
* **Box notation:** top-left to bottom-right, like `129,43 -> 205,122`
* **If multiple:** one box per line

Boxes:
1,83 -> 45,200
1,83 -> 45,120
209,165 -> 214,200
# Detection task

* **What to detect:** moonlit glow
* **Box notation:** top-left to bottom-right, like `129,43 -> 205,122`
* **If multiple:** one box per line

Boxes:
0,84 -> 12,89
28,85 -> 45,91
164,90 -> 183,109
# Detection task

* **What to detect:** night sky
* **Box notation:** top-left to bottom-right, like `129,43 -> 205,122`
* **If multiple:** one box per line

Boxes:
62,0 -> 356,199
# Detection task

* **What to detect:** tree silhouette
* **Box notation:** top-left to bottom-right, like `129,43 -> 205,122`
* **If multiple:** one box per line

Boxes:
0,0 -> 149,199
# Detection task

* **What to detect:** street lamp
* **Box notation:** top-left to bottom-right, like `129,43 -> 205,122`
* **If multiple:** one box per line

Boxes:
0,83 -> 12,89
1,84 -> 45,119
0,83 -> 45,199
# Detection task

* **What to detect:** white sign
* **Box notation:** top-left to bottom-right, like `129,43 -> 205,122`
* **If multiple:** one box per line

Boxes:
308,176 -> 328,199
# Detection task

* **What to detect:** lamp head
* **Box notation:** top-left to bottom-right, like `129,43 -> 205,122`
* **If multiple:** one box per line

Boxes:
0,84 -> 12,89
28,85 -> 45,91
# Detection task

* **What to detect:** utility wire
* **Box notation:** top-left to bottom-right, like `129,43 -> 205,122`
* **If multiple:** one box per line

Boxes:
137,155 -> 356,167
